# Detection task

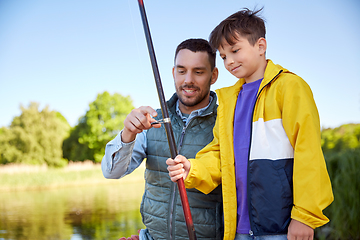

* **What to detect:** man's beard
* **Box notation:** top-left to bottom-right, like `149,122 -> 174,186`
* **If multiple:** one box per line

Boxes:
176,80 -> 211,107
178,89 -> 207,107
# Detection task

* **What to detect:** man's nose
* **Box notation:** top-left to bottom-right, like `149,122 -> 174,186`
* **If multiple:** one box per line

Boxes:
184,73 -> 194,84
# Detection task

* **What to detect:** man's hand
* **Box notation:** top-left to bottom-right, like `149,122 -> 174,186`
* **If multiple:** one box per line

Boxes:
166,155 -> 191,182
122,106 -> 160,143
118,229 -> 141,240
118,235 -> 139,240
287,219 -> 314,240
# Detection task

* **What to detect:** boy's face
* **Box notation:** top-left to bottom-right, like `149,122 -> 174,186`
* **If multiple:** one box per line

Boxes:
173,49 -> 218,114
218,34 -> 266,83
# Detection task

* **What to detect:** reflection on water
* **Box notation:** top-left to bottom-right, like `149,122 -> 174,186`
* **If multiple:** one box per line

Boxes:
0,180 -> 145,240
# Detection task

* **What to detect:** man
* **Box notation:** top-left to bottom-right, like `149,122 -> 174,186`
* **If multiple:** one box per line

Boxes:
101,38 -> 223,240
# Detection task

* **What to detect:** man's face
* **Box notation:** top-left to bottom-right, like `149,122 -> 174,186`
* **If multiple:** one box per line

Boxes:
173,49 -> 217,114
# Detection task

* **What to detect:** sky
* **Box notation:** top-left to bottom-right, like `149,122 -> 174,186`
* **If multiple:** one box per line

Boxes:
0,0 -> 359,129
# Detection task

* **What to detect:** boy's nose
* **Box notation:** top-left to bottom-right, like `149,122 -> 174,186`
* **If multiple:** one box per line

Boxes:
226,57 -> 235,66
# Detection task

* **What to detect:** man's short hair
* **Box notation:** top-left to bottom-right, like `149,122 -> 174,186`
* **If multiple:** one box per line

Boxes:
175,38 -> 216,70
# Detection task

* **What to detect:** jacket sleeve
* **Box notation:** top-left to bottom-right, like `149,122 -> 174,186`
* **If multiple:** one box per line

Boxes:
280,76 -> 334,229
184,115 -> 222,194
101,130 -> 147,179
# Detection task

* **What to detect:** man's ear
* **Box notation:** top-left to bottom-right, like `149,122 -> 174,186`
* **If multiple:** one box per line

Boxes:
172,66 -> 175,78
210,67 -> 219,85
258,37 -> 267,55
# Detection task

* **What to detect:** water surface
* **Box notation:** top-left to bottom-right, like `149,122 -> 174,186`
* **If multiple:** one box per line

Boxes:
0,180 -> 145,240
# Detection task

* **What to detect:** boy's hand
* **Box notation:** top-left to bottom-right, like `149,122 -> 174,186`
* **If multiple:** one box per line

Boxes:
166,155 -> 191,182
287,219 -> 314,240
122,106 -> 160,143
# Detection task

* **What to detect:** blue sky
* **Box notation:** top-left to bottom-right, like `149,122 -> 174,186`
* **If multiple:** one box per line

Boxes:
0,0 -> 359,129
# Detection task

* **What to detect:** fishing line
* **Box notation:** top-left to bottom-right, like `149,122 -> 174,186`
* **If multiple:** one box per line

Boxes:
127,0 -> 143,71
127,0 -> 158,105
126,0 -> 166,212
136,1 -> 196,239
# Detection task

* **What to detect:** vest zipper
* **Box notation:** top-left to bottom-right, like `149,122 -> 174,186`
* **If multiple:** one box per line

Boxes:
178,110 -> 213,152
169,182 -> 176,240
177,126 -> 187,154
169,125 -> 186,240
246,70 -> 283,234
168,111 -> 213,239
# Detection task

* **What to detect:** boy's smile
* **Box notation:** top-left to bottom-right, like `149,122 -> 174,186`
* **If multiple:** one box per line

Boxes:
218,34 -> 267,83
230,64 -> 241,73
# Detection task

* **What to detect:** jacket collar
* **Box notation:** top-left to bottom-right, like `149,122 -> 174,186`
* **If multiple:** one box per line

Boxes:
262,59 -> 287,88
229,59 -> 286,93
215,59 -> 287,105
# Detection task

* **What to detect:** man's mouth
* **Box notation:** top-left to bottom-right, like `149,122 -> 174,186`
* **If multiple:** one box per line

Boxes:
184,89 -> 195,93
181,86 -> 199,96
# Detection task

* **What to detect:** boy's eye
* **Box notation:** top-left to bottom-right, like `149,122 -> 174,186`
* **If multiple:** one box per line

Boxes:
221,56 -> 226,60
232,49 -> 239,53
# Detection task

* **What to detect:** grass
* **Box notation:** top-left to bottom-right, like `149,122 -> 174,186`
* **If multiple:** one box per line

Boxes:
320,148 -> 360,239
0,161 -> 145,191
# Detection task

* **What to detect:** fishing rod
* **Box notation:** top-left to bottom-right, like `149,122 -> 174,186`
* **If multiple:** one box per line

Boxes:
136,1 -> 197,239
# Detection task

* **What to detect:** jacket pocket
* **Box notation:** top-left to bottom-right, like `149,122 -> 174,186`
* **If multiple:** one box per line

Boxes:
249,158 -> 293,234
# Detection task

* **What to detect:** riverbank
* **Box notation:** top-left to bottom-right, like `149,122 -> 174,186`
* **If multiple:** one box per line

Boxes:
0,161 -> 145,191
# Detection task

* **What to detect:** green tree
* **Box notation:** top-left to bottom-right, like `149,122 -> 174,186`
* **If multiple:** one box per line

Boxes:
321,123 -> 360,154
316,123 -> 360,239
0,102 -> 70,166
63,92 -> 134,163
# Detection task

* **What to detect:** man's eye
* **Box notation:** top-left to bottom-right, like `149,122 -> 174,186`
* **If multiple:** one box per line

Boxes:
196,71 -> 204,75
178,70 -> 185,74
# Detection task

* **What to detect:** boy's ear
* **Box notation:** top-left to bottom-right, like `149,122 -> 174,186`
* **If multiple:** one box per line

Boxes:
210,67 -> 219,85
258,38 -> 267,55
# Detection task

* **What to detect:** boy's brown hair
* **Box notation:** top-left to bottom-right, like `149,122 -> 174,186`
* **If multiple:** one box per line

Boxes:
209,8 -> 266,50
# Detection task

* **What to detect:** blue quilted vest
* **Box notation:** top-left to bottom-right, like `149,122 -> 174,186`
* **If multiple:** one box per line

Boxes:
140,92 -> 223,240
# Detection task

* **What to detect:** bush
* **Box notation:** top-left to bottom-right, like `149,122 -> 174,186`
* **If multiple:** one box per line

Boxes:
0,103 -> 69,167
63,92 -> 133,163
317,148 -> 360,239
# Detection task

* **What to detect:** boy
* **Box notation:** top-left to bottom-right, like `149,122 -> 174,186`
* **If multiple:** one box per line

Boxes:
167,9 -> 333,240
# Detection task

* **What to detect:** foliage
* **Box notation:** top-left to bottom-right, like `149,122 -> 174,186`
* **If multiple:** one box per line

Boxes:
63,91 -> 134,163
316,123 -> 360,239
321,123 -> 360,154
316,148 -> 360,240
0,102 -> 70,167
62,120 -> 94,164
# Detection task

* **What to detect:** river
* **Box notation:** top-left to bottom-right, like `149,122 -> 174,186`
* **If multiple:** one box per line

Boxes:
0,180 -> 145,240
